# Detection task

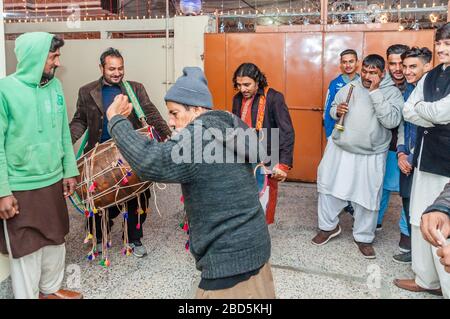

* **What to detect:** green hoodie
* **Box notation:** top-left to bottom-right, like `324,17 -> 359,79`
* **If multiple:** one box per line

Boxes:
0,32 -> 79,196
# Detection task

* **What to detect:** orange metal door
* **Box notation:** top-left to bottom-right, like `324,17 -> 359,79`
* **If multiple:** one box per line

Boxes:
285,33 -> 323,181
225,33 -> 286,110
204,34 -> 227,110
289,109 -> 323,182
363,30 -> 436,61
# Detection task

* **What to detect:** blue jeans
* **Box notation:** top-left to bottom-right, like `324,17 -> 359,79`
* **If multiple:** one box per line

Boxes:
377,151 -> 409,236
377,189 -> 410,236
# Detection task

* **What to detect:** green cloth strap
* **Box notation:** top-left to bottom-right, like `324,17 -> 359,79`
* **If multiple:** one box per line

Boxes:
76,132 -> 89,159
123,81 -> 146,122
76,81 -> 146,159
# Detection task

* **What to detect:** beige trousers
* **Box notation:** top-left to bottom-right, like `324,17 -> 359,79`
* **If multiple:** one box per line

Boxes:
3,220 -> 65,299
195,263 -> 276,299
412,225 -> 450,299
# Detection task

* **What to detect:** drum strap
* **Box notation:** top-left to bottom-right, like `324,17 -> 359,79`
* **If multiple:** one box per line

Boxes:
76,133 -> 88,159
123,81 -> 147,127
76,81 -> 148,159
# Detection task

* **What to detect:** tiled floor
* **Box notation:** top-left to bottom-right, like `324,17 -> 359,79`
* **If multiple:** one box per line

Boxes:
0,182 -> 441,299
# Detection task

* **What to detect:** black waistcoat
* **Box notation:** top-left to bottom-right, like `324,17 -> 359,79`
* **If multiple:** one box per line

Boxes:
413,64 -> 450,178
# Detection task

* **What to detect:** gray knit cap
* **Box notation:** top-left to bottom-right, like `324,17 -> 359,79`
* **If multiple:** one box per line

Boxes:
164,67 -> 213,109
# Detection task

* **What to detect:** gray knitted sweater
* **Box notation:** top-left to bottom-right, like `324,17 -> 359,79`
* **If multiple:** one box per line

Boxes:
108,110 -> 271,279
424,182 -> 450,218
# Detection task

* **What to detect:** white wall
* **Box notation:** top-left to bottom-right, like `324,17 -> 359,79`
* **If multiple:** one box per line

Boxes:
6,37 -> 174,122
173,15 -> 210,79
0,0 -> 11,284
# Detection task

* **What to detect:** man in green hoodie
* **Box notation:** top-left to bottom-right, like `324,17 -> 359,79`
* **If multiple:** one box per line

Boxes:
0,32 -> 82,299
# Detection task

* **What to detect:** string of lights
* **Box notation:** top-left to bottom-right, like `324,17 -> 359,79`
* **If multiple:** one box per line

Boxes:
1,0 -> 448,30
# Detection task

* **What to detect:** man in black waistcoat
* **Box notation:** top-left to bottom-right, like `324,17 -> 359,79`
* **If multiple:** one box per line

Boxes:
394,22 -> 450,298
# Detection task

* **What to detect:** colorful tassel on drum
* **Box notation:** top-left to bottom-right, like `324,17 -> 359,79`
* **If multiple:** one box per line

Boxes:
121,177 -> 129,186
179,212 -> 190,252
83,233 -> 93,244
88,181 -> 98,193
99,258 -> 111,267
87,246 -> 98,261
136,207 -> 144,230
121,246 -> 133,256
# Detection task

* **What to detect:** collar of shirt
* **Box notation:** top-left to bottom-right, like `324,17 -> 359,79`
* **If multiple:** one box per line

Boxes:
342,73 -> 360,84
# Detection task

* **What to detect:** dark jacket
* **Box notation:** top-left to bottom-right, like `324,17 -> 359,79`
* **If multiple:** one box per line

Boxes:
424,182 -> 450,218
108,111 -> 271,279
232,88 -> 295,167
69,78 -> 171,152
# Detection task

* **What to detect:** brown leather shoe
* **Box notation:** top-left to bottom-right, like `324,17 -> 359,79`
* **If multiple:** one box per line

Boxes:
311,225 -> 341,246
39,289 -> 83,299
393,279 -> 442,296
354,240 -> 376,259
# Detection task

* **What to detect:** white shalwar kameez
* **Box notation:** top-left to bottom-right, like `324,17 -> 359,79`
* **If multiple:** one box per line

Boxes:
317,139 -> 387,243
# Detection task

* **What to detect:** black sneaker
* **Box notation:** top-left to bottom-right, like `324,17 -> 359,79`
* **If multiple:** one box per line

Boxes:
393,251 -> 412,264
376,224 -> 383,231
343,203 -> 354,216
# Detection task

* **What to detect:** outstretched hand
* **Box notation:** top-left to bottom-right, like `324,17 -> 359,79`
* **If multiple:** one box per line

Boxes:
106,94 -> 133,121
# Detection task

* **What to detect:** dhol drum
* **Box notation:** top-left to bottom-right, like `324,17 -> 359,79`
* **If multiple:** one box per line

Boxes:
73,127 -> 152,211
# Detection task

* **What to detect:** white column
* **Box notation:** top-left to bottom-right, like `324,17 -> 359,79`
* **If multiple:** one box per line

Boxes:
173,15 -> 209,78
0,0 -> 10,284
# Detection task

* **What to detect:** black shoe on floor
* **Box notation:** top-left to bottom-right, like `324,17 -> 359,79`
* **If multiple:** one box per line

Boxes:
343,203 -> 354,216
393,251 -> 412,264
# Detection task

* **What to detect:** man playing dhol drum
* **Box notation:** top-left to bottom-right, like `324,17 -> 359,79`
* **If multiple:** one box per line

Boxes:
69,48 -> 171,258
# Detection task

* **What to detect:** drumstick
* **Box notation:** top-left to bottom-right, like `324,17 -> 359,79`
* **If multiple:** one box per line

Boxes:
345,84 -> 354,104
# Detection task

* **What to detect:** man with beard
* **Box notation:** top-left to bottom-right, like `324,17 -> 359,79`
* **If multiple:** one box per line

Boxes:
392,47 -> 432,264
232,63 -> 295,225
70,48 -> 171,257
312,55 -> 403,259
105,67 -> 275,298
394,22 -> 450,298
376,45 -> 414,248
0,32 -> 82,299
